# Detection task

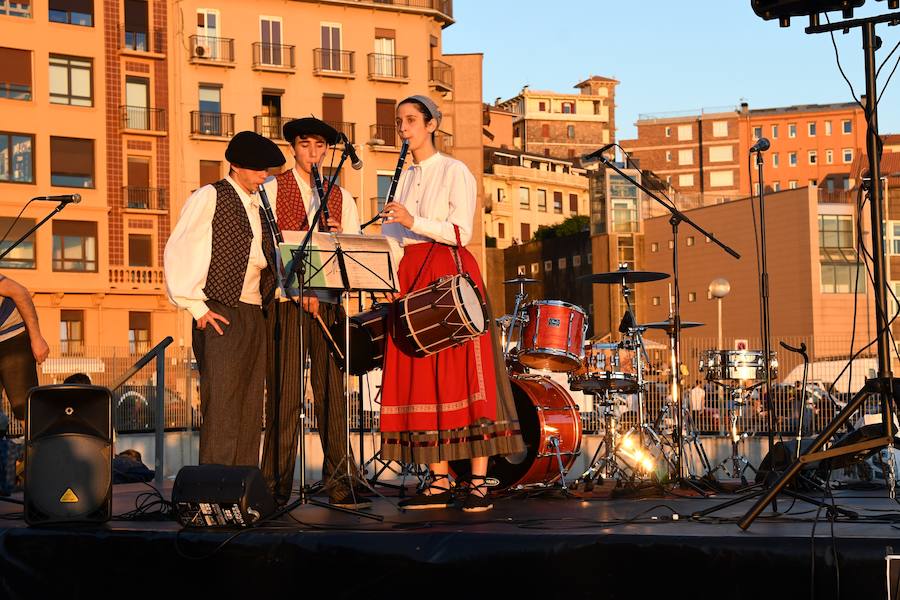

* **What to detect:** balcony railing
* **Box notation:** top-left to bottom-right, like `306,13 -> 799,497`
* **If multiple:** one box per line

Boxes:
254,115 -> 293,140
370,124 -> 399,147
109,266 -> 165,290
188,35 -> 235,64
818,189 -> 854,203
313,48 -> 355,77
435,130 -> 453,154
429,59 -> 454,92
326,121 -> 356,144
367,53 -> 409,81
252,42 -> 296,70
124,186 -> 168,210
122,105 -> 167,132
191,111 -> 235,137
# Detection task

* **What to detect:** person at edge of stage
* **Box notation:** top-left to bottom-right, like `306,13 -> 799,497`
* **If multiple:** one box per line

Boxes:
164,131 -> 284,467
259,117 -> 369,509
0,273 -> 50,421
379,95 -> 524,513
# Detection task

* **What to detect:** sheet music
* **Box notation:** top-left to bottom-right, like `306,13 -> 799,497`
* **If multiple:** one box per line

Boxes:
278,231 -> 396,294
280,231 -> 343,292
333,233 -> 395,292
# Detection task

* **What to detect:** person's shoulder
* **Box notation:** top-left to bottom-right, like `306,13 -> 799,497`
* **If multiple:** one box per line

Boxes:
440,154 -> 474,178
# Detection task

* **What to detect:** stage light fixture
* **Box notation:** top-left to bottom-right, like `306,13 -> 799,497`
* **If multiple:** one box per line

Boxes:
751,0 -> 866,26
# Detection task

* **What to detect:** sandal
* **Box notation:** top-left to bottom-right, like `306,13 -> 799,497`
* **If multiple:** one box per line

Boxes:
461,476 -> 493,513
399,473 -> 454,510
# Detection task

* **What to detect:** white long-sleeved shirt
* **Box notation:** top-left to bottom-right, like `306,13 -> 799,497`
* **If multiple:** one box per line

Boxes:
164,175 -> 268,319
381,152 -> 476,265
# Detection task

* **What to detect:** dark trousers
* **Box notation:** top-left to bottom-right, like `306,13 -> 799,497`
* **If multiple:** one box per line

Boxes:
192,300 -> 265,467
0,331 -> 38,421
260,301 -> 357,504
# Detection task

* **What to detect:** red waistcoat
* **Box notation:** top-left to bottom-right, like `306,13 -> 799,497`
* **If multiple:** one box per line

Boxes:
274,170 -> 343,232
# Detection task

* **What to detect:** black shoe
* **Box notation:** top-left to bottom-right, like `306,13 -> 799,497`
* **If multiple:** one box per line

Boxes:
329,489 -> 372,509
461,477 -> 493,513
398,473 -> 453,510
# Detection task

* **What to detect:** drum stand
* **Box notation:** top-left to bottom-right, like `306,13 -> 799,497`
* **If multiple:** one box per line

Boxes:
705,386 -> 758,484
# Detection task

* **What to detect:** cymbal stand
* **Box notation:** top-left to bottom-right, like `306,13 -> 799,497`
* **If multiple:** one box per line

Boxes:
580,390 -> 633,485
703,383 -> 758,483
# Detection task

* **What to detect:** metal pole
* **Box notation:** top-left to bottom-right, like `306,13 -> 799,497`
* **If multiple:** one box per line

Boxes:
756,150 -> 776,454
717,297 -> 723,350
154,349 -> 165,488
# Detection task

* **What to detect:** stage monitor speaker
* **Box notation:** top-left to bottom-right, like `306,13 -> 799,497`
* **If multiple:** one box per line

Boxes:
24,384 -> 112,525
755,438 -> 818,488
172,465 -> 275,528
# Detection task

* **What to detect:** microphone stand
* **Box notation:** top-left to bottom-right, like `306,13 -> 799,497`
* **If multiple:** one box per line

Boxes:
593,152 -> 740,490
755,147 -> 777,459
0,200 -> 72,262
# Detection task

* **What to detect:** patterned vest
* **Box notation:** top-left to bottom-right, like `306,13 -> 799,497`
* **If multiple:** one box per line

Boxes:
203,179 -> 276,307
274,169 -> 343,232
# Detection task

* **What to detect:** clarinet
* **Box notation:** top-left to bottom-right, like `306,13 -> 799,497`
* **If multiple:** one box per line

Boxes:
360,138 -> 409,230
309,164 -> 331,232
257,183 -> 283,244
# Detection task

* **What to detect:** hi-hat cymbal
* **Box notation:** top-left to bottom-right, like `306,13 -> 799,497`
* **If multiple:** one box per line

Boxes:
578,269 -> 670,284
638,319 -> 705,332
503,277 -> 540,286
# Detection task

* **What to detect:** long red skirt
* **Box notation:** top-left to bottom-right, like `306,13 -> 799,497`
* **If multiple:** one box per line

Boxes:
380,242 -> 497,432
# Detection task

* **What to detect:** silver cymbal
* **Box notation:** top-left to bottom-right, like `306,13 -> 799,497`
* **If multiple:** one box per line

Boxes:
578,269 -> 670,284
503,277 -> 540,286
638,319 -> 705,333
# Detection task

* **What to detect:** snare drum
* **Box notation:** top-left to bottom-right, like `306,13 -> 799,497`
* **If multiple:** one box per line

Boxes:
569,342 -> 639,393
517,301 -> 587,372
393,274 -> 487,357
330,304 -> 388,375
699,350 -> 778,383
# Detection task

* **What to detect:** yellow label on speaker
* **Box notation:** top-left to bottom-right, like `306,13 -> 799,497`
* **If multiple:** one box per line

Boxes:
59,488 -> 79,503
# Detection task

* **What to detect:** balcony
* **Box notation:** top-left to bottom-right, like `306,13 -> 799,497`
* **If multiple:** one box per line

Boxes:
109,266 -> 165,291
188,35 -> 235,66
313,48 -> 355,78
254,115 -> 293,140
435,130 -> 453,154
818,189 -> 854,204
190,111 -> 235,138
429,59 -> 453,93
326,121 -> 356,144
121,106 -> 167,133
367,53 -> 409,82
119,25 -> 165,55
124,187 -> 168,211
252,42 -> 295,72
369,124 -> 399,148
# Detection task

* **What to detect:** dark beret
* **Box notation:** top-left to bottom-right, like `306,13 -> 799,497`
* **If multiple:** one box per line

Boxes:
283,117 -> 341,145
225,131 -> 286,170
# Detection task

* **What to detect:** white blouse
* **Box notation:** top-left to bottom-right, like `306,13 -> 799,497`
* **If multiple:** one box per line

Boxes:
381,152 -> 477,258
164,175 -> 268,320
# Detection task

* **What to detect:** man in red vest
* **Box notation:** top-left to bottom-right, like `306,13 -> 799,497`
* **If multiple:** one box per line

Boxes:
260,118 -> 366,508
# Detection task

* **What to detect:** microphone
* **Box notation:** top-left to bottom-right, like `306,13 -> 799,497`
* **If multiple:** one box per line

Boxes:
342,134 -> 363,170
749,138 -> 770,153
32,194 -> 81,204
581,143 -> 616,163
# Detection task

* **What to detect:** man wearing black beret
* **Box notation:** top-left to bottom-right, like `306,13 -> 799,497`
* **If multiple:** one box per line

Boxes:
165,131 -> 286,466
260,117 -> 366,508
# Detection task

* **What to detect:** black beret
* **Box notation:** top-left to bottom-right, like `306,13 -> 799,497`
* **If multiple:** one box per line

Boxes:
283,117 -> 341,145
225,131 -> 286,170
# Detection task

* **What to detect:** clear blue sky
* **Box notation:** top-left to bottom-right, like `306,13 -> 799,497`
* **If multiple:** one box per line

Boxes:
442,1 -> 900,141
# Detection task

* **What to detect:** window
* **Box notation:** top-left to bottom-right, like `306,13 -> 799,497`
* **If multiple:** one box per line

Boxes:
537,189 -> 547,212
825,120 -> 832,135
50,137 -> 94,187
374,173 -> 392,211
0,217 -> 35,269
128,233 -> 152,266
522,224 -> 531,241
678,149 -> 693,165
789,152 -> 797,167
825,149 -> 833,164
688,292 -> 697,302
892,222 -> 900,255
665,126 -> 671,137
496,188 -> 505,204
129,312 -> 150,354
529,261 -> 538,274
677,124 -> 692,141
199,160 -> 220,187
0,47 -> 31,100
197,85 -> 222,134
842,119 -> 852,134
772,153 -> 779,168
587,253 -> 592,264
52,220 -> 97,272
708,146 -> 733,162
561,102 -> 575,114
808,150 -> 817,165
788,123 -> 797,138
572,255 -> 581,267
808,122 -> 816,137
541,124 -> 549,138
678,173 -> 694,187
373,29 -> 396,77
49,0 -> 93,25
666,150 -> 672,162
0,0 -> 31,17
553,191 -> 562,214
538,101 -> 546,111
710,170 -> 733,187
124,0 -> 149,51
686,236 -> 695,246
258,16 -> 284,66
517,265 -> 526,276
59,310 -> 84,355
753,182 -> 760,195
652,296 -> 660,306
557,257 -> 566,269
497,222 -> 505,239
566,125 -> 575,139
753,126 -> 762,139
569,193 -> 578,213
771,124 -> 779,138
712,121 -> 728,137
126,156 -> 150,206
49,55 -> 92,106
196,8 -> 221,58
319,23 -> 343,71
519,187 -> 530,209
842,148 -> 853,163
124,76 -> 150,129
789,180 -> 798,189
650,242 -> 659,252
543,260 -> 552,273
0,132 -> 34,183
773,181 -> 781,192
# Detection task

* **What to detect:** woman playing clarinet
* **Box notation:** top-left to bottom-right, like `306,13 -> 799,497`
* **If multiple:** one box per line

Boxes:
380,95 -> 523,512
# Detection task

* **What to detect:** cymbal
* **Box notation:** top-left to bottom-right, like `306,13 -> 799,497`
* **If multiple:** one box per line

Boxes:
638,319 -> 705,332
578,269 -> 670,284
503,277 -> 540,286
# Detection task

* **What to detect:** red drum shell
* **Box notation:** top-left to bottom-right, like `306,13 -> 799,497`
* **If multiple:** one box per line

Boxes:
518,301 -> 586,372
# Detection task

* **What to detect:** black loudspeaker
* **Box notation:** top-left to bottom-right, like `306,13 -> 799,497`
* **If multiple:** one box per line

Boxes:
755,438 -> 818,488
172,465 -> 275,528
25,384 -> 112,525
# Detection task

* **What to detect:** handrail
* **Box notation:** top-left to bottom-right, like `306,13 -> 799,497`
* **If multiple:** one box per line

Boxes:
111,335 -> 174,487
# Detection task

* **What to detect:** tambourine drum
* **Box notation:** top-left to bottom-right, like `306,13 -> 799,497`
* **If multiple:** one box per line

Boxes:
330,304 -> 388,375
699,349 -> 778,383
517,301 -> 587,372
569,342 -> 639,393
393,274 -> 487,357
452,375 -> 582,490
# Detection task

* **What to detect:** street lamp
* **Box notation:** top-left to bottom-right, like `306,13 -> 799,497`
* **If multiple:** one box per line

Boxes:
708,278 -> 731,349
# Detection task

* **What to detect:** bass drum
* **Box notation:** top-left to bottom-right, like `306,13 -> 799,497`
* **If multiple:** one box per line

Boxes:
452,375 -> 581,490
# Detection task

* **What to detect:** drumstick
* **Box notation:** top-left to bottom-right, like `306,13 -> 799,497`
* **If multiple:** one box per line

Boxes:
314,312 -> 345,361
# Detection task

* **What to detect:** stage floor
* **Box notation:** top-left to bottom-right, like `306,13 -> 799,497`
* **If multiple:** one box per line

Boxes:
0,481 -> 898,599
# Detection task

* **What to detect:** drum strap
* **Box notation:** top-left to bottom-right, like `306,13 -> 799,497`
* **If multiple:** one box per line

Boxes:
407,226 -> 464,291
